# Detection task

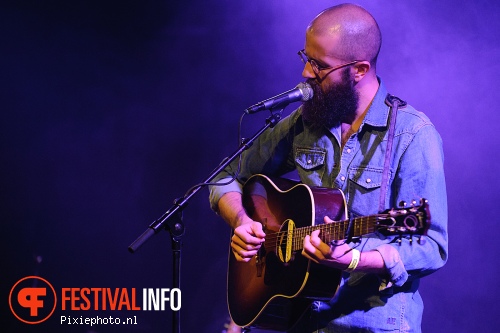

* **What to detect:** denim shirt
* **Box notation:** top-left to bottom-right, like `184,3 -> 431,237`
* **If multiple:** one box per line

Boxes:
209,80 -> 448,332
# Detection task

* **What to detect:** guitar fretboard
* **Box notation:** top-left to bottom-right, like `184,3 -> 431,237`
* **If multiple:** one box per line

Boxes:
264,215 -> 379,252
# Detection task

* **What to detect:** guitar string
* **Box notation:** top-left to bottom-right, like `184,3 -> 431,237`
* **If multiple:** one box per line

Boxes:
260,209 -> 425,252
264,212 -> 426,251
263,215 -> 379,243
263,215 -> 379,251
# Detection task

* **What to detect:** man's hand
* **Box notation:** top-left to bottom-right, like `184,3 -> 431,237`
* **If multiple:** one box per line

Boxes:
301,216 -> 388,274
231,221 -> 266,262
301,216 -> 353,270
217,192 -> 270,262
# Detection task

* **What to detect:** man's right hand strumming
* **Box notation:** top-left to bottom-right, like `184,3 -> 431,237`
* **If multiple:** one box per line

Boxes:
217,192 -> 266,262
231,221 -> 266,262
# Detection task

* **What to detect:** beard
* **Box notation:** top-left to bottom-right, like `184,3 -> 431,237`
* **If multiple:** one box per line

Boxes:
301,68 -> 359,130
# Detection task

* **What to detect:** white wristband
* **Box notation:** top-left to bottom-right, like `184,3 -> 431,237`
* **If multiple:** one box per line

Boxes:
345,249 -> 360,272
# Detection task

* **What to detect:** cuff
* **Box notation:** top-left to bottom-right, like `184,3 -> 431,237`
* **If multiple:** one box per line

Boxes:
208,177 -> 243,212
375,244 -> 408,287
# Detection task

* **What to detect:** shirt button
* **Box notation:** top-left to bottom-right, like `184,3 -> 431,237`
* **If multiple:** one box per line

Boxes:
307,159 -> 312,164
366,178 -> 372,183
346,148 -> 351,153
340,176 -> 346,181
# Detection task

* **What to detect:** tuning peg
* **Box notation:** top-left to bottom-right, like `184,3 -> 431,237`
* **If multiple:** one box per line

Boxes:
398,200 -> 407,208
388,208 -> 398,216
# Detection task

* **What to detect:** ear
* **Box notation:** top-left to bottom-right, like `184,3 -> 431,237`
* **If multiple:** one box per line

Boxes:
352,61 -> 371,82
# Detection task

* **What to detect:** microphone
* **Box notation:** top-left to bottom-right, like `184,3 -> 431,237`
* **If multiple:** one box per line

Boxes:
245,82 -> 313,114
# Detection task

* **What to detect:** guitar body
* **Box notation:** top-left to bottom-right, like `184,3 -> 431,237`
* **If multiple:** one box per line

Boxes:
227,174 -> 430,331
227,174 -> 348,331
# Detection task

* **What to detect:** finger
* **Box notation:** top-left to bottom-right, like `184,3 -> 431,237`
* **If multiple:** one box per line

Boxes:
309,229 -> 331,255
251,222 -> 266,238
324,215 -> 335,223
302,234 -> 324,262
231,233 -> 261,251
234,226 -> 264,246
231,242 -> 258,261
309,229 -> 323,247
231,248 -> 252,262
309,229 -> 334,258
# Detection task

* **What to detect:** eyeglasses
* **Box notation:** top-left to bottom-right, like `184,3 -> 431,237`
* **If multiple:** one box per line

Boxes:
298,49 -> 359,82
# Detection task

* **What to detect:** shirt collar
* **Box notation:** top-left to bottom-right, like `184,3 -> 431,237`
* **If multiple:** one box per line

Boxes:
360,77 -> 390,128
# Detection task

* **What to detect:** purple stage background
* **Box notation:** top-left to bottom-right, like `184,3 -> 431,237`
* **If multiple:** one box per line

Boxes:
2,1 -> 498,332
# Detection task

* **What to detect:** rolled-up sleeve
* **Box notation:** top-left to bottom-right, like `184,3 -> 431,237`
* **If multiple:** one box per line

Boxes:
375,244 -> 408,287
208,177 -> 243,213
388,121 -> 448,280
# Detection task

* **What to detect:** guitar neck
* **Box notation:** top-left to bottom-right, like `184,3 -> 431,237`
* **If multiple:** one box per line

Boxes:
267,215 -> 378,252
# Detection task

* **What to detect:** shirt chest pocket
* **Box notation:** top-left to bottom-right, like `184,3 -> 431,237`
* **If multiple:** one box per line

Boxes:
295,147 -> 326,183
348,167 -> 386,215
349,167 -> 384,190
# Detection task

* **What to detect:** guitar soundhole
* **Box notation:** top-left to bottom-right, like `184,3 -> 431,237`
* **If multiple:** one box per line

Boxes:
277,219 -> 295,264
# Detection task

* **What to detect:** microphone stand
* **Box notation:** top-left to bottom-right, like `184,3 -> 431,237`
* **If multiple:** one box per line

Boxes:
128,110 -> 284,333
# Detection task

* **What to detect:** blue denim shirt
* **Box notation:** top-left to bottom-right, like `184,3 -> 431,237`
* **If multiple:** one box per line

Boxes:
209,80 -> 448,332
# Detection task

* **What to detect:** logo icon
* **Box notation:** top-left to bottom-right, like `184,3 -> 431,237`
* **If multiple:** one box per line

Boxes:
9,276 -> 57,324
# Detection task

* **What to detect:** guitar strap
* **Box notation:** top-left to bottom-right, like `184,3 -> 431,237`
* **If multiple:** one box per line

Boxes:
378,94 -> 407,213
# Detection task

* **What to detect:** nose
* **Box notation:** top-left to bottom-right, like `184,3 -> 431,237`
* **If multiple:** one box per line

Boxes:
301,62 -> 316,79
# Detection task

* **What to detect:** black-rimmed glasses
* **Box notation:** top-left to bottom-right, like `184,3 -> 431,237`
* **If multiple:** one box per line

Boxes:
298,49 -> 359,82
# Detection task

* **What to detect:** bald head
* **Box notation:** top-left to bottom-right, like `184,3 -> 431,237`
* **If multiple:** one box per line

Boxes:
307,4 -> 382,68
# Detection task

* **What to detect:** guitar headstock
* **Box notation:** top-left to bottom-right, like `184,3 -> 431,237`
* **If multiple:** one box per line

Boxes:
376,199 -> 430,236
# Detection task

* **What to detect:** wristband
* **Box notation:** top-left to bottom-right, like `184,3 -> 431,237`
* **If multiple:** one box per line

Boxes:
345,248 -> 360,272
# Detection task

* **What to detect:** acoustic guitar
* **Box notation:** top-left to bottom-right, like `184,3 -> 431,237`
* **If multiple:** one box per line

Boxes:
227,174 -> 429,331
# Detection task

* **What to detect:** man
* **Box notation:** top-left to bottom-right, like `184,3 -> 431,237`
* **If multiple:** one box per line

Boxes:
210,3 -> 448,332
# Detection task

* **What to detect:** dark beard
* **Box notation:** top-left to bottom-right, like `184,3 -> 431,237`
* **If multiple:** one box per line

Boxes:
301,68 -> 359,130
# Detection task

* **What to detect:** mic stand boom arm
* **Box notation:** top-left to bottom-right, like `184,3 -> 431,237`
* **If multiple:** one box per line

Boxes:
127,110 -> 283,333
